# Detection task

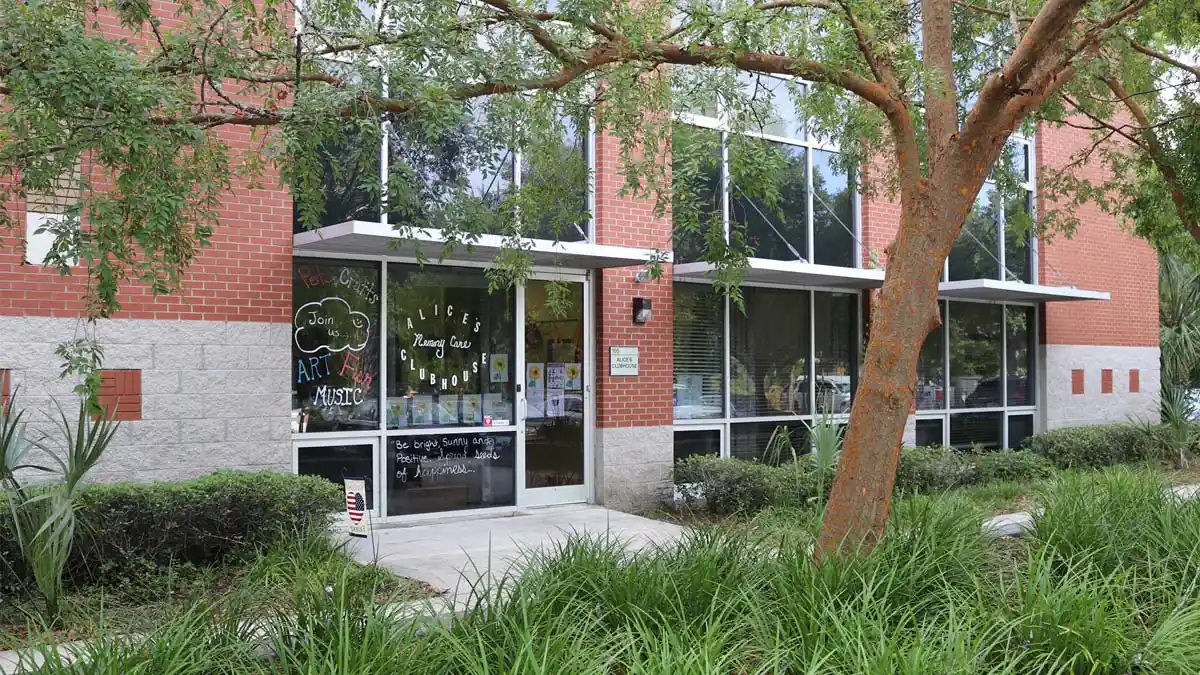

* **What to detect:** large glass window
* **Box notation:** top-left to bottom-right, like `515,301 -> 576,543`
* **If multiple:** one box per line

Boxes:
949,302 -> 1003,409
670,75 -> 859,269
914,300 -> 1038,450
671,124 -> 723,264
949,184 -> 1001,282
916,323 -> 946,410
813,292 -> 856,414
292,259 -> 382,433
385,264 -> 515,429
812,150 -> 854,267
731,287 -> 810,418
1006,305 -> 1035,406
518,113 -> 590,241
731,140 -> 808,262
674,284 -> 725,420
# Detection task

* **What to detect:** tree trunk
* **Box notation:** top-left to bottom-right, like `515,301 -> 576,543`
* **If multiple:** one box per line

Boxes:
814,202 -> 945,557
815,157 -> 996,558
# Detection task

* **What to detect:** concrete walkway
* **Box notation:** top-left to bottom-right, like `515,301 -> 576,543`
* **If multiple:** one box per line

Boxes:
345,504 -> 684,603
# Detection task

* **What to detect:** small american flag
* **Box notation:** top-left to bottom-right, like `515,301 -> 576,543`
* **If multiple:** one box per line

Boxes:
346,491 -> 366,523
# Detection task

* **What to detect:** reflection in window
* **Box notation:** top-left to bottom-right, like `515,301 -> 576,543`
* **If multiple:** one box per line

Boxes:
294,122 -> 383,233
292,259 -> 382,433
731,422 -> 809,465
674,284 -> 725,420
671,124 -> 723,263
813,292 -> 856,414
1003,191 -> 1033,282
1006,306 -> 1035,406
731,287 -> 810,418
949,302 -> 1003,408
949,183 -> 1000,281
385,264 -> 515,429
518,113 -> 589,241
731,141 -> 808,262
674,430 -> 721,466
950,412 -> 1003,450
812,150 -> 854,267
386,102 -> 515,234
737,73 -> 804,140
915,418 -> 944,447
917,316 -> 946,410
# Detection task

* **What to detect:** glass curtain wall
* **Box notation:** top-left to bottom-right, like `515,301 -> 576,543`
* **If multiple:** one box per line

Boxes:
947,139 -> 1036,283
673,282 -> 859,464
914,300 -> 1038,450
672,73 -> 858,267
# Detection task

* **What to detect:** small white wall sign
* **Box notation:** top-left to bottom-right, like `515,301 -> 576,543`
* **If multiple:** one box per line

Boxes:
609,346 -> 639,376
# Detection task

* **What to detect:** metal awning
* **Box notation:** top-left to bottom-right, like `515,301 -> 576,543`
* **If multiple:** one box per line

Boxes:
673,259 -> 885,290
293,221 -> 670,269
938,279 -> 1110,302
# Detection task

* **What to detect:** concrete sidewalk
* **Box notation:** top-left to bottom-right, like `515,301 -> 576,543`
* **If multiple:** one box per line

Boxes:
345,504 -> 684,601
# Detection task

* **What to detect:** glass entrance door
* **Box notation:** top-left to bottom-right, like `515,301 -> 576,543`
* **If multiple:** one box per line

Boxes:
519,278 -> 589,505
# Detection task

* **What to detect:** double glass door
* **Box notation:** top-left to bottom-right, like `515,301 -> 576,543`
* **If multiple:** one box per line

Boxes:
518,278 -> 590,506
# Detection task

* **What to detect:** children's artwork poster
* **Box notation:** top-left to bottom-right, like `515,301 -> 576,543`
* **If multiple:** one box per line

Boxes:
564,363 -> 582,390
526,362 -> 545,391
483,393 -> 512,425
462,394 -> 483,424
411,395 -> 434,425
526,388 -> 546,419
437,395 -> 460,426
545,363 -> 567,389
489,354 -> 509,383
387,398 -> 409,428
546,389 -> 565,417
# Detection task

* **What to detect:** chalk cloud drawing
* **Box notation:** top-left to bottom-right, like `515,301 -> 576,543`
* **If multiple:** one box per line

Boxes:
294,297 -> 371,354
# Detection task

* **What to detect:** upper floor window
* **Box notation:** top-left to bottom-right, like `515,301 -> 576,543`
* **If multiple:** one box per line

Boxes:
294,82 -> 591,243
672,70 -> 858,268
947,139 -> 1035,283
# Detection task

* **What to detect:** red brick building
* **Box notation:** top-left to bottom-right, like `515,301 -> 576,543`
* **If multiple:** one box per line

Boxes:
0,28 -> 1157,518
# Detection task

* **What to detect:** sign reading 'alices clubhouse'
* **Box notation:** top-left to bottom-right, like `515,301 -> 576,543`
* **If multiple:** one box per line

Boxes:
400,303 -> 488,391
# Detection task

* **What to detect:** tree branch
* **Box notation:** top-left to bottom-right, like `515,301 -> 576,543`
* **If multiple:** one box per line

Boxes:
1103,75 -> 1200,242
1128,39 -> 1200,80
923,0 -> 958,163
836,0 -> 890,86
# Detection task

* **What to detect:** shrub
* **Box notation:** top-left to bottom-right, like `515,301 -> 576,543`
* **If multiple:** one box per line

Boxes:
895,446 -> 976,492
674,456 -> 816,516
1022,423 -> 1152,469
972,450 -> 1054,484
2,471 -> 342,592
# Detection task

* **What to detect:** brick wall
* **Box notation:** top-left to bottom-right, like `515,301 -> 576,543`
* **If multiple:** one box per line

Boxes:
593,132 -> 674,430
0,0 -> 291,324
1036,123 -> 1159,347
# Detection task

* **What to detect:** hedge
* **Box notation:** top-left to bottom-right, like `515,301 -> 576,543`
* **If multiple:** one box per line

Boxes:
1,471 -> 342,594
676,447 -> 1053,516
1021,423 -> 1153,469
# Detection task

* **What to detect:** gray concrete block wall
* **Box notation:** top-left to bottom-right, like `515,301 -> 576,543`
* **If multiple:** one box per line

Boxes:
0,316 -> 292,482
1040,344 -> 1160,430
595,424 -> 673,512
